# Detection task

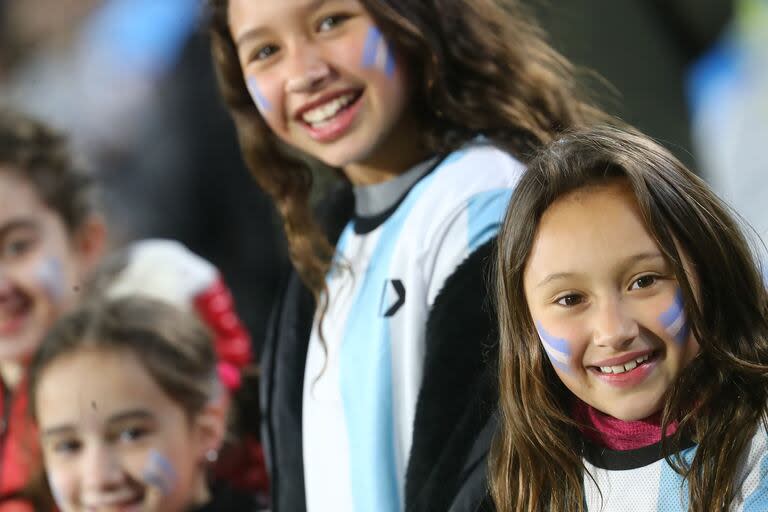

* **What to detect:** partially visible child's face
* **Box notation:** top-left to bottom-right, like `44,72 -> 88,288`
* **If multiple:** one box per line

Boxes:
0,170 -> 93,364
36,349 -> 215,512
522,182 -> 700,421
228,0 -> 413,172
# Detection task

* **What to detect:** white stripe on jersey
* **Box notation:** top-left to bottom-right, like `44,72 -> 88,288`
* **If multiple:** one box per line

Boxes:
302,144 -> 524,512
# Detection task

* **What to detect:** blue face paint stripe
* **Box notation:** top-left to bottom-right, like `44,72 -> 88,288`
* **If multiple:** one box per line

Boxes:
659,289 -> 684,328
337,167 -> 443,512
385,50 -> 396,77
246,76 -> 272,112
548,355 -> 571,373
362,26 -> 396,77
537,323 -> 571,355
362,27 -> 382,69
143,450 -> 177,495
38,258 -> 66,303
659,289 -> 689,345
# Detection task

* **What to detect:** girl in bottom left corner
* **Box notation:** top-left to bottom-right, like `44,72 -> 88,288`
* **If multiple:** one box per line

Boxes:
27,296 -> 261,512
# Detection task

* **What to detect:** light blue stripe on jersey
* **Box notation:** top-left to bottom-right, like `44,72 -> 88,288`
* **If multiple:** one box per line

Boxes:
338,168 -> 441,512
657,446 -> 696,511
467,189 -> 513,251
743,448 -> 768,510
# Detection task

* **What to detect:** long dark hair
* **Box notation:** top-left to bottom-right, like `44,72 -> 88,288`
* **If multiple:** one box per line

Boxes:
490,124 -> 768,511
206,0 -> 607,297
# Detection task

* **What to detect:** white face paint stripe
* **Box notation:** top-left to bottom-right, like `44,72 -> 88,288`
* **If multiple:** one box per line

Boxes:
143,449 -> 177,496
665,309 -> 686,339
541,342 -> 570,366
37,258 -> 66,303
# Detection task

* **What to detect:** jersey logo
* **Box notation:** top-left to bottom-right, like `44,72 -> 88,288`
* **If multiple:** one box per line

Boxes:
380,279 -> 406,317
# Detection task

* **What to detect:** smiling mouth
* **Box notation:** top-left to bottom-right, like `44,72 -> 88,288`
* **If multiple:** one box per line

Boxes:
0,294 -> 32,336
590,351 -> 660,375
298,90 -> 363,128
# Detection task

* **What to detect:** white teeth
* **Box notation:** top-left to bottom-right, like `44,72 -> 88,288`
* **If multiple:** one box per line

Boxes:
302,94 -> 355,124
597,354 -> 651,374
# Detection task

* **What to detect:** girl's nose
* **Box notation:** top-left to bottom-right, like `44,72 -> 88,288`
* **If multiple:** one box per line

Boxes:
82,444 -> 124,491
284,45 -> 332,93
592,299 -> 639,349
0,269 -> 14,300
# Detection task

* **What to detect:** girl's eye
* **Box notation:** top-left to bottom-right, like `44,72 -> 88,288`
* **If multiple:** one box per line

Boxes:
53,438 -> 82,455
317,14 -> 350,32
118,426 -> 149,443
1,235 -> 36,260
556,294 -> 584,307
253,44 -> 279,62
630,275 -> 658,290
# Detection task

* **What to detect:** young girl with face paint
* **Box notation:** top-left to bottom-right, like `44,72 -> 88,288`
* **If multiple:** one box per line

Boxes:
491,125 -> 768,512
209,0 -> 608,510
0,109 -> 105,510
29,297 -> 261,512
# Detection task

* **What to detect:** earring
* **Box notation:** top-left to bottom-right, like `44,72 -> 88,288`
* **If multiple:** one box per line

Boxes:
206,449 -> 219,463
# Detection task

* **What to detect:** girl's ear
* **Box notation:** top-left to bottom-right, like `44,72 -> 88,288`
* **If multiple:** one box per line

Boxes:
193,391 -> 230,463
72,214 -> 108,274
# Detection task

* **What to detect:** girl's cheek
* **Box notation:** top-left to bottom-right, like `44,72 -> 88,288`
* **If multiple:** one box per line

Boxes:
536,322 -> 574,374
142,449 -> 178,497
46,471 -> 71,511
657,288 -> 690,346
35,256 -> 67,305
359,25 -> 396,78
246,75 -> 275,117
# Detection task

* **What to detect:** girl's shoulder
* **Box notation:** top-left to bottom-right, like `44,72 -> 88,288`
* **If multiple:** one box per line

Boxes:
429,141 -> 526,193
405,141 -> 525,229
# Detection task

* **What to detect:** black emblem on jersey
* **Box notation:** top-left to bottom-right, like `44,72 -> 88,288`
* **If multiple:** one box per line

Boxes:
380,279 -> 406,317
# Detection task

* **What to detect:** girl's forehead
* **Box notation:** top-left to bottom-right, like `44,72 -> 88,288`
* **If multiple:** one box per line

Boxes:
36,349 -> 170,428
525,183 -> 660,280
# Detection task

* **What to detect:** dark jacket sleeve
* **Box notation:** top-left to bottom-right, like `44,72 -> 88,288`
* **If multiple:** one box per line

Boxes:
405,238 -> 500,512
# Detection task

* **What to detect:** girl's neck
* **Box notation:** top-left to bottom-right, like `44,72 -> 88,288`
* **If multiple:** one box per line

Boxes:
190,471 -> 212,509
573,399 -> 678,451
0,361 -> 25,391
342,112 -> 429,186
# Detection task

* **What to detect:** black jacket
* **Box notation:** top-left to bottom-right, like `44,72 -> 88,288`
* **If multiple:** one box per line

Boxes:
260,184 -> 499,512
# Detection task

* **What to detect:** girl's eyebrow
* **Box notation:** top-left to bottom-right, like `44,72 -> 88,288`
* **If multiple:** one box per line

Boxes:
41,424 -> 76,438
0,218 -> 39,238
108,409 -> 155,424
535,251 -> 665,288
235,0 -> 329,46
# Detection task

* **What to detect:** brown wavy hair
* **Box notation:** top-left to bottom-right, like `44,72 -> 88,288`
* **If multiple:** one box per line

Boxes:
490,124 -> 768,511
206,0 -> 607,297
0,107 -> 96,233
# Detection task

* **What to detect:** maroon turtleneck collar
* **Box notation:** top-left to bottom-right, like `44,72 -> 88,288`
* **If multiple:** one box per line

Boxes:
572,399 -> 678,451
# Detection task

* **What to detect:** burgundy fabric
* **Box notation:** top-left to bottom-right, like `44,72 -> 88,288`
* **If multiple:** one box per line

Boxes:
0,379 -> 38,512
573,399 -> 678,451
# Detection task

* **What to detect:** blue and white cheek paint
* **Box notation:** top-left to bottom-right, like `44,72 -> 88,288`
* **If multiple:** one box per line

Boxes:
46,474 -> 67,510
36,257 -> 66,304
536,322 -> 573,373
659,288 -> 690,345
246,76 -> 273,114
142,449 -> 177,496
361,26 -> 396,77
